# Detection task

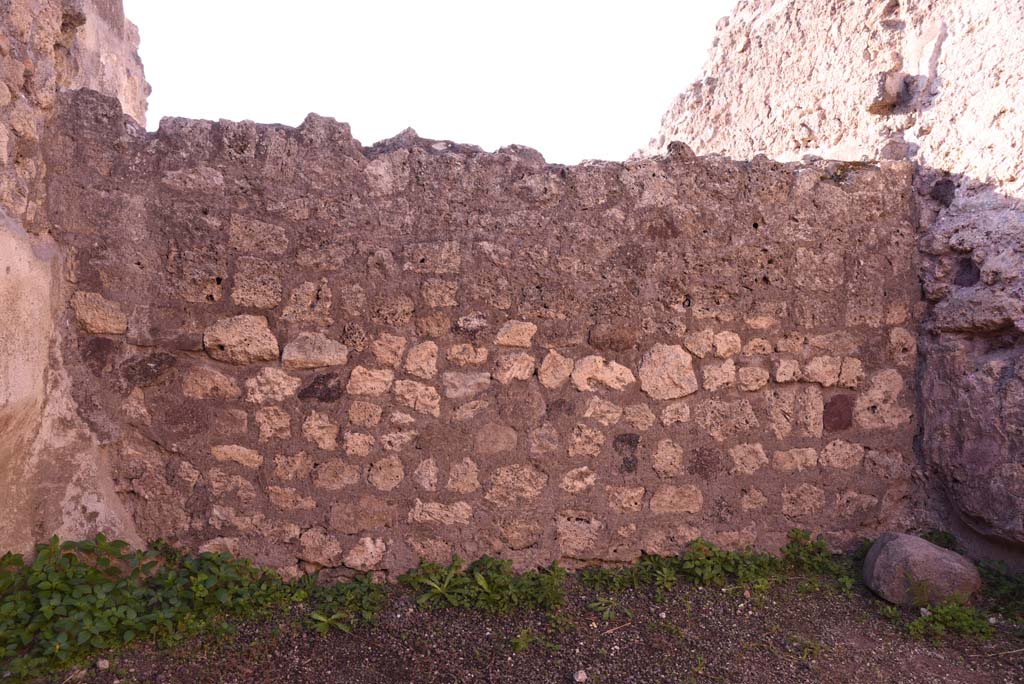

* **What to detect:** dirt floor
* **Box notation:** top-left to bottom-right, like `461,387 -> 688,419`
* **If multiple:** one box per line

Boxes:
50,578 -> 1024,684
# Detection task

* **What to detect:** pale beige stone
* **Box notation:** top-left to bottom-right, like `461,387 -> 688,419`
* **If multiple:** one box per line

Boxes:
529,423 -> 561,455
282,332 -> 348,369
407,537 -> 453,564
738,366 -> 770,391
606,485 -> 646,512
855,370 -> 912,429
422,279 -> 458,307
653,439 -> 685,478
199,537 -> 240,555
835,490 -> 878,517
713,331 -> 742,358
538,350 -> 574,389
329,495 -> 394,533
694,398 -> 759,442
409,499 -> 473,525
71,291 -> 127,334
413,459 -> 439,491
702,359 -> 736,391
314,461 -> 362,490
743,338 -> 773,355
808,332 -> 860,355
405,241 -> 462,273
557,510 -> 605,556
560,466 -> 596,493
571,355 -> 636,392
493,352 -> 535,384
303,412 -> 338,450
211,444 -> 263,469
368,455 -> 405,491
204,315 -> 279,364
343,432 -> 375,458
274,452 -> 313,481
650,485 -> 703,514
495,320 -> 538,347
177,461 -> 201,488
208,470 -> 257,502
865,450 -> 909,480
245,367 -> 301,404
776,333 -> 805,353
839,357 -> 865,388
393,379 -> 441,417
299,527 -> 344,567
745,316 -> 776,330
281,279 -> 333,326
740,488 -> 768,511
501,520 -> 543,550
183,367 -> 241,400
797,386 -> 824,438
229,214 -> 288,254
455,399 -> 490,421
773,448 -> 818,472
804,355 -> 842,387
392,410 -> 416,426
346,366 -> 394,396
486,464 -> 548,506
447,343 -> 488,366
783,484 -> 825,518
380,430 -> 417,451
348,401 -> 382,427
583,397 -> 622,426
774,359 -> 801,383
255,406 -> 291,442
371,333 -> 408,368
889,328 -> 917,367
623,404 -> 657,431
405,341 -> 438,379
268,486 -> 316,511
232,256 -> 281,308
820,439 -> 865,469
446,458 -> 480,493
639,344 -> 698,399
661,401 -> 690,426
442,371 -> 491,399
729,443 -> 767,475
569,424 -> 605,458
475,422 -> 518,454
345,537 -> 386,571
683,329 -> 714,358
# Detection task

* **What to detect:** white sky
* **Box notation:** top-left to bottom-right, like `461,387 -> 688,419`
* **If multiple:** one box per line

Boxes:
123,1 -> 735,164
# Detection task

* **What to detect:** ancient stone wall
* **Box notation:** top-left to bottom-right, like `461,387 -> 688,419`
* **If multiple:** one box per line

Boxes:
32,87 -> 920,578
644,0 -> 1024,562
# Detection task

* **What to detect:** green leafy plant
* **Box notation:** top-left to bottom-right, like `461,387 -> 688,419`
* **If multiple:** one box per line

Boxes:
587,596 -> 632,622
979,561 -> 1024,622
0,535 -> 380,679
399,555 -> 565,614
509,627 -> 558,653
877,603 -> 901,623
907,601 -> 993,642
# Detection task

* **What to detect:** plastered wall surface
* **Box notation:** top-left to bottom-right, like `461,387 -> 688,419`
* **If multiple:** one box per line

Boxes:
33,89 -> 920,577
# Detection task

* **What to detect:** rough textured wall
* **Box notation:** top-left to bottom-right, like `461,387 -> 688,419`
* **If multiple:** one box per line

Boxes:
35,88 -> 919,578
645,0 -> 1024,557
0,0 -> 148,555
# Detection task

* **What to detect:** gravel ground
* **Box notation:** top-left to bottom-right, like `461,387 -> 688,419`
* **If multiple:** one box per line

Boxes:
49,578 -> 1024,684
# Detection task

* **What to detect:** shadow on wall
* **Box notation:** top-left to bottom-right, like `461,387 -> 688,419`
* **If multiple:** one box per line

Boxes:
913,169 -> 1024,564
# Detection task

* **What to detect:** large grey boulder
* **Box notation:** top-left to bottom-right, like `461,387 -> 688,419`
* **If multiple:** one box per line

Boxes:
863,533 -> 982,607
